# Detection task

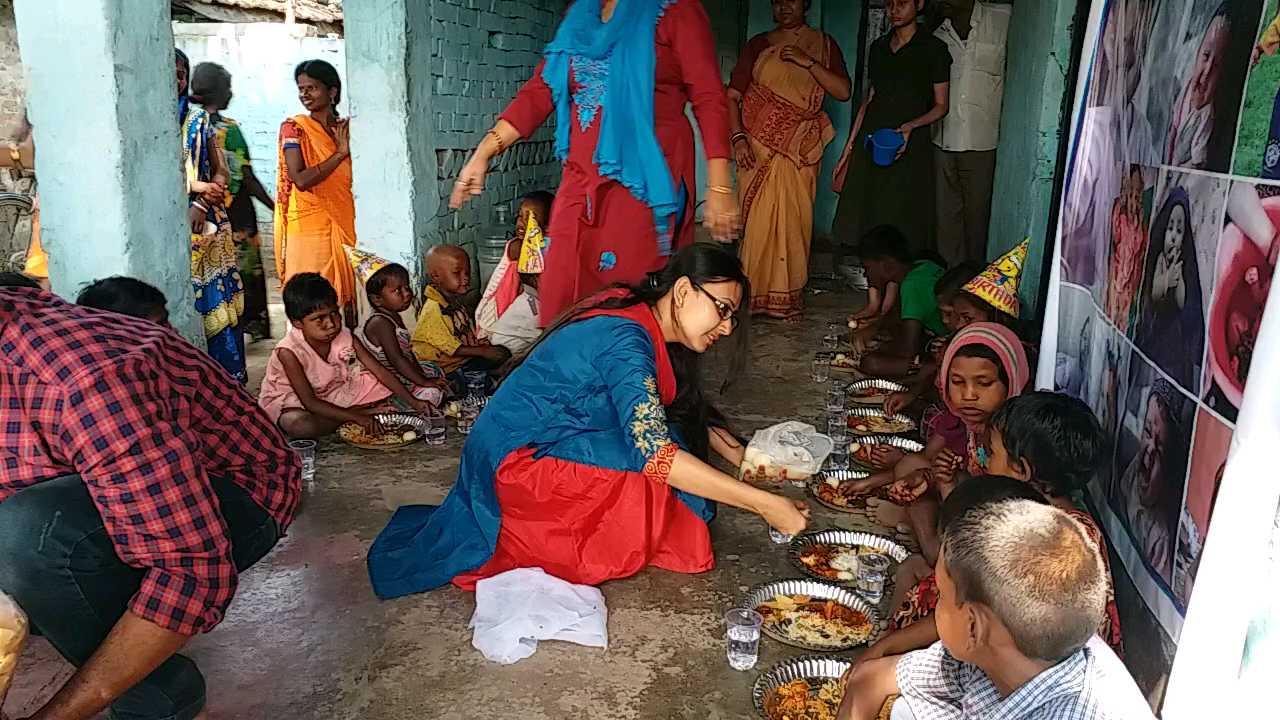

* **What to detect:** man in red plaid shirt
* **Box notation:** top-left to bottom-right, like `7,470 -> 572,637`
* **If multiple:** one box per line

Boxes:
0,282 -> 301,720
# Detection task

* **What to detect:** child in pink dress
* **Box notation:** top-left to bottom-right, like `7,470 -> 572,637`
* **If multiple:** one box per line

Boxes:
260,273 -> 435,439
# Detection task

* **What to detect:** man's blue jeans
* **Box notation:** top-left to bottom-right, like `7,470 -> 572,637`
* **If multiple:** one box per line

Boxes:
0,475 -> 279,720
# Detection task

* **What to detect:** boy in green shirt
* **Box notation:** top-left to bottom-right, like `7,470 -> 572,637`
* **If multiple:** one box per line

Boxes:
853,225 -> 947,377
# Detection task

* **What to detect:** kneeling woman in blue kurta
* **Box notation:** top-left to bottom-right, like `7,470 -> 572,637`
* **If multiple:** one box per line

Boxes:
368,244 -> 810,597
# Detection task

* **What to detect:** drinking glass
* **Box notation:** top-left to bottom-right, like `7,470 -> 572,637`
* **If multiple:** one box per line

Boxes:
825,387 -> 846,414
463,369 -> 488,398
811,357 -> 831,383
821,333 -> 839,351
456,397 -> 481,435
827,322 -> 844,347
829,436 -> 851,471
856,553 -> 892,604
724,608 -> 763,671
288,439 -> 316,487
769,526 -> 794,544
826,412 -> 847,439
423,413 -> 447,446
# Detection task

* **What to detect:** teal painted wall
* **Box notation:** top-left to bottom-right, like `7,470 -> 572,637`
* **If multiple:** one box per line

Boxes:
989,0 -> 1076,319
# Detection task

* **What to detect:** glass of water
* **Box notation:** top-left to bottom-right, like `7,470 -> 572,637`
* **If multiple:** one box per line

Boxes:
463,369 -> 487,398
826,411 -> 848,439
724,608 -> 764,671
829,436 -> 851,471
769,526 -> 794,544
856,552 -> 892,604
288,439 -> 316,487
811,356 -> 831,383
423,412 -> 447,446
456,397 -> 481,435
825,386 -> 846,414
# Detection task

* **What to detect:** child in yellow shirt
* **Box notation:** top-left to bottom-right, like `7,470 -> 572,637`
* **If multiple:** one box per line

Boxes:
412,245 -> 511,391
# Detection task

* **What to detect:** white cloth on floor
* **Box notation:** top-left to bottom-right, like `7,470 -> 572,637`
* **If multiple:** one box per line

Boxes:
470,567 -> 608,664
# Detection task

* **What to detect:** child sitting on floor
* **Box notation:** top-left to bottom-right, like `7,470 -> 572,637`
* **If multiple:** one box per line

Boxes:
260,273 -> 435,439
840,323 -> 1030,555
75,276 -> 170,325
839,499 -> 1153,720
360,262 -> 448,403
850,226 -> 947,377
863,392 -> 1124,667
412,244 -> 511,389
476,190 -> 553,350
883,241 -> 1029,414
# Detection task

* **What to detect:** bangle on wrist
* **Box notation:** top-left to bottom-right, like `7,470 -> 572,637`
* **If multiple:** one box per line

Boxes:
708,185 -> 734,195
731,132 -> 748,146
486,128 -> 507,156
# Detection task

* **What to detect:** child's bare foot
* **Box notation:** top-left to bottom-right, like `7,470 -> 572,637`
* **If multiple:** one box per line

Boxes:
867,497 -> 907,527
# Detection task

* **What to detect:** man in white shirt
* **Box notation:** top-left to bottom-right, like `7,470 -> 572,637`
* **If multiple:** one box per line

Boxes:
931,0 -> 1011,267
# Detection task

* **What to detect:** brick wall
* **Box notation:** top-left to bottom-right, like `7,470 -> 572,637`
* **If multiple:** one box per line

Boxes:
430,0 -> 563,248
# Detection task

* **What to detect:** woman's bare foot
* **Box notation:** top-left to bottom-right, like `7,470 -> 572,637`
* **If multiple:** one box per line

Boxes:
867,497 -> 907,527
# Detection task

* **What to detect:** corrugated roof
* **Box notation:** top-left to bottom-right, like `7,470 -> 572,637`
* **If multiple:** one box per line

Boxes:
173,0 -> 343,25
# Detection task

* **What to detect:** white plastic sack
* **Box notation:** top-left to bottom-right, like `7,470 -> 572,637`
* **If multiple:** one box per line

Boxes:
470,568 -> 608,664
0,591 -> 28,713
740,421 -> 833,486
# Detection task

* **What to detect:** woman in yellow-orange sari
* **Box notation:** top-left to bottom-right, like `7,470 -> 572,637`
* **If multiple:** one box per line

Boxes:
728,0 -> 849,320
275,59 -> 357,323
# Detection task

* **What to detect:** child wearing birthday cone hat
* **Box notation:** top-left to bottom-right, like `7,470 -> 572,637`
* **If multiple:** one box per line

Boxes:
884,240 -> 1034,418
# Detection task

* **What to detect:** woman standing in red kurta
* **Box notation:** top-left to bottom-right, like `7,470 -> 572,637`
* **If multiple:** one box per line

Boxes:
450,0 -> 739,325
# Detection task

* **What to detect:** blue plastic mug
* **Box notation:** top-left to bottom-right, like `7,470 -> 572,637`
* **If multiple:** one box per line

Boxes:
866,128 -> 905,167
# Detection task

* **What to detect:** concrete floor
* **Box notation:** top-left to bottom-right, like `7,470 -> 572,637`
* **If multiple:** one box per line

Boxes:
6,282 -> 920,720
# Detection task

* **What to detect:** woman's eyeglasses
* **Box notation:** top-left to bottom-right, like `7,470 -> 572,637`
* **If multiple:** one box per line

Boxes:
692,282 -> 739,330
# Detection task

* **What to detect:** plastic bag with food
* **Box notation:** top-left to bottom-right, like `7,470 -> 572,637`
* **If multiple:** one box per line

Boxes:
739,421 -> 833,486
0,591 -> 28,714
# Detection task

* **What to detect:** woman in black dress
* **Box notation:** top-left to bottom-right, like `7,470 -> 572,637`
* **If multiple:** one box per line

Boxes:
833,0 -> 951,255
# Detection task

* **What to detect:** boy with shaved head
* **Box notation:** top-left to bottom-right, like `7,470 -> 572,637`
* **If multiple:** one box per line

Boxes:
412,245 -> 511,388
839,500 -> 1153,720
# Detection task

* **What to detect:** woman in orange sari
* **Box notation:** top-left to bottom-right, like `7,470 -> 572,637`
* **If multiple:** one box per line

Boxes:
729,0 -> 850,320
275,59 -> 358,324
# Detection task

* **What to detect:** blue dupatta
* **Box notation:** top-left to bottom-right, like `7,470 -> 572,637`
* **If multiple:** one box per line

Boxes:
542,0 -> 678,236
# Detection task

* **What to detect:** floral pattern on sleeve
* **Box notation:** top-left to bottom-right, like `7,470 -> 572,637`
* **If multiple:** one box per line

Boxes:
629,376 -> 674,460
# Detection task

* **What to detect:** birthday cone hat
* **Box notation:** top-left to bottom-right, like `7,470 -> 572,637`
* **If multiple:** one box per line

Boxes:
344,246 -> 392,285
517,216 -> 546,275
963,239 -> 1029,318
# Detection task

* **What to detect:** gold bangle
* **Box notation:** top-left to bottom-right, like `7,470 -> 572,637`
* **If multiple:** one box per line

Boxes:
486,128 -> 506,155
708,185 -> 734,195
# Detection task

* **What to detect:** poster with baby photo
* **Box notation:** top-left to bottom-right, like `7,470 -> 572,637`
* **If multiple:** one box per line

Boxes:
1103,164 -> 1156,336
1108,358 -> 1195,588
1054,283 -> 1100,403
1232,0 -> 1280,177
1061,111 -> 1123,300
1088,0 -> 1160,164
1172,409 -> 1234,609
1133,0 -> 1261,172
1201,181 -> 1280,422
1132,169 -> 1227,395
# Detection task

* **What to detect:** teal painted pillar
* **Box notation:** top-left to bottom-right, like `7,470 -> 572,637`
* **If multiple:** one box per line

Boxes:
13,0 -> 200,341
989,0 -> 1075,318
344,0 -> 439,280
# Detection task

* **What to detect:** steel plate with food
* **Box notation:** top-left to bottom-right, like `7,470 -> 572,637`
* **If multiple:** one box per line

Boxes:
846,408 -> 916,436
745,580 -> 877,651
789,530 -> 909,584
752,655 -> 851,720
845,378 -> 909,406
811,469 -> 892,511
847,435 -> 924,470
336,413 -> 430,450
